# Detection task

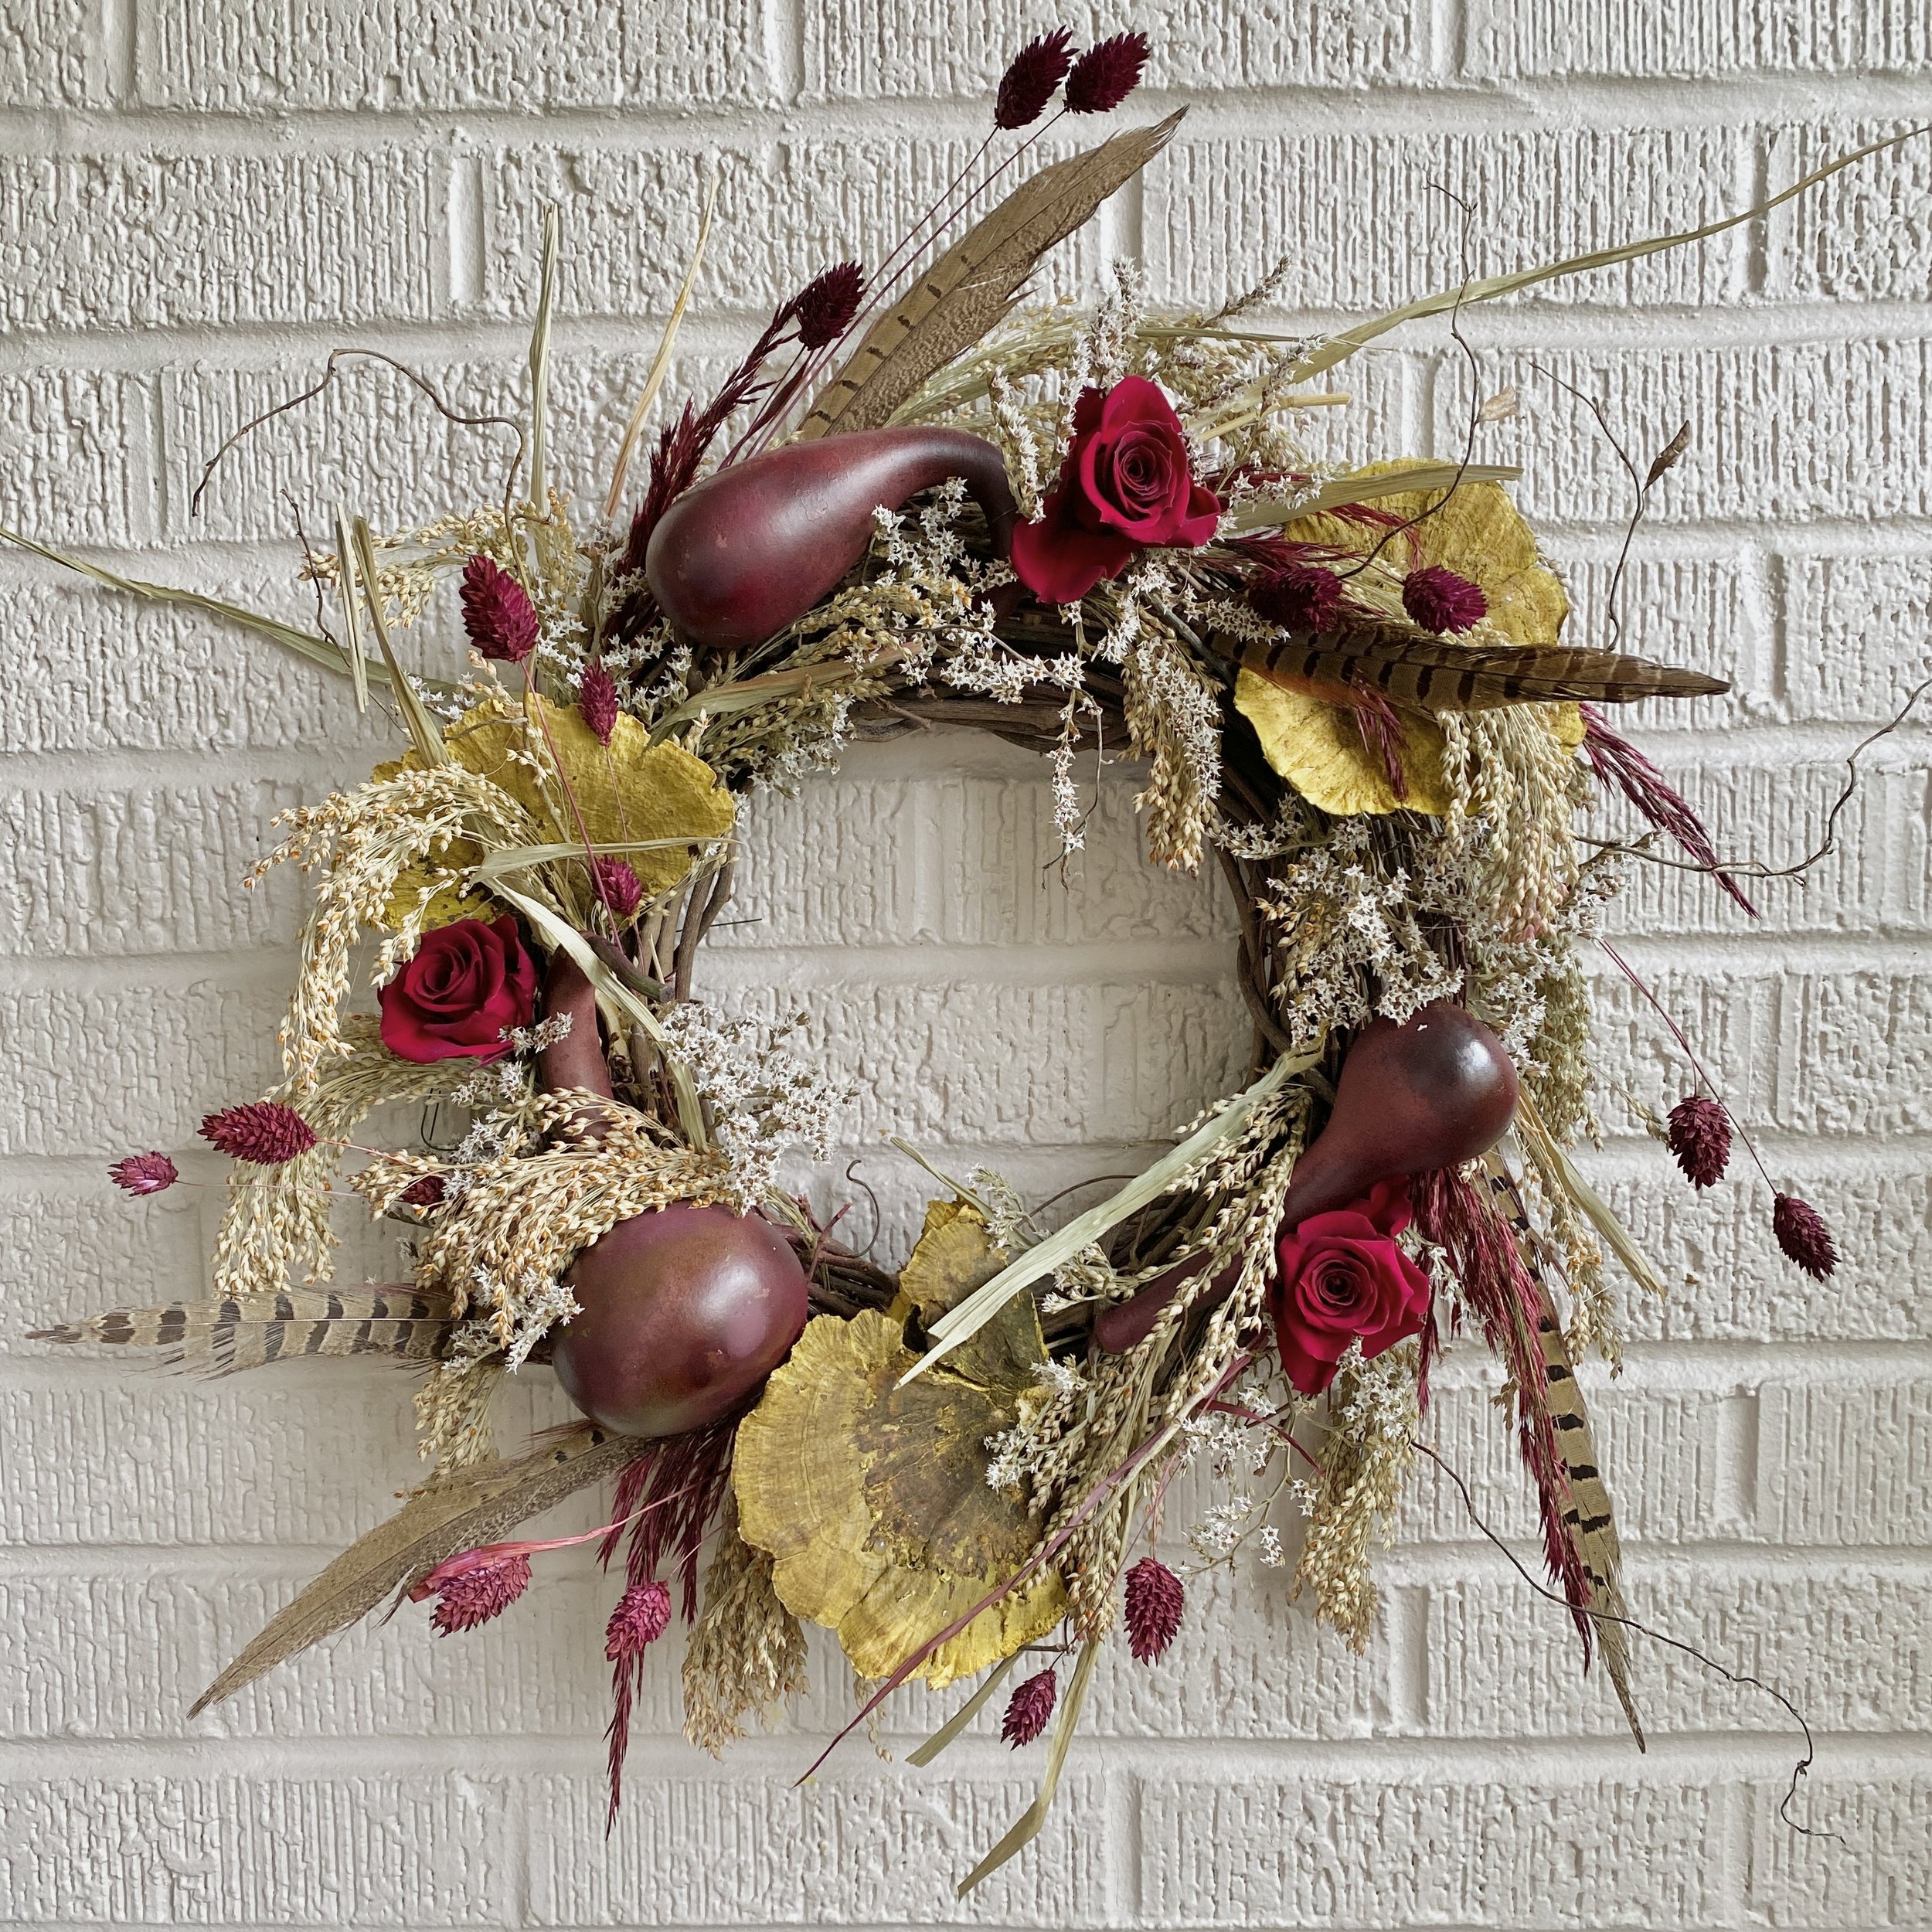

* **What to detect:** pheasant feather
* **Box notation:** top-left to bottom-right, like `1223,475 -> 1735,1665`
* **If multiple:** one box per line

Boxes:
1243,632 -> 1728,713
1484,1162 -> 1645,1750
31,1287 -> 456,1374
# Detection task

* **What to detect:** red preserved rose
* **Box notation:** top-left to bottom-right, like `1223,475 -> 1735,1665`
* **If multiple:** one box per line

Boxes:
378,914 -> 537,1063
1010,376 -> 1220,604
1270,1177 -> 1432,1396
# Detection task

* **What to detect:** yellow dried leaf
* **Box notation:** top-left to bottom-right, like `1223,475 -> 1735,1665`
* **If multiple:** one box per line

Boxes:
1247,464 -> 1581,814
734,1202 -> 1065,1688
372,693 -> 735,928
1235,668 -> 1451,818
1283,458 -> 1570,648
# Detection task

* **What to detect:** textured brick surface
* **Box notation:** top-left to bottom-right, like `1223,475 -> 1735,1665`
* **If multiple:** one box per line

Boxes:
2,5 -> 1927,1928
138,0 -> 774,110
1148,128 -> 1747,313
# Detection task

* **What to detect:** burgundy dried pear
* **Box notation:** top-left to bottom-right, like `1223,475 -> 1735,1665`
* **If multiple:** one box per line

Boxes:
551,1203 -> 810,1439
645,426 -> 1018,652
1094,1004 -> 1517,1354
532,953 -> 808,1437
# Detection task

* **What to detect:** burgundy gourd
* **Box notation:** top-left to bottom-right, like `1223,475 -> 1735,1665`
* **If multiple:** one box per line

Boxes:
645,427 -> 1019,652
552,1204 -> 808,1437
1094,1004 -> 1517,1354
535,953 -> 809,1437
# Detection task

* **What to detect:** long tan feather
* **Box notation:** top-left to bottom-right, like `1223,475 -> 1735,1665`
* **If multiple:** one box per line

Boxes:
1243,631 -> 1727,712
1485,1162 -> 1644,1748
31,1287 -> 456,1373
795,113 -> 1183,441
191,1424 -> 643,1715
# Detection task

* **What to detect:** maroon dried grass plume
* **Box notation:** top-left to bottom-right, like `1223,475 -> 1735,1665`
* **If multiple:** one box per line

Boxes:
399,1173 -> 447,1208
1667,1096 -> 1731,1189
1579,705 -> 1757,917
109,1151 -> 179,1196
579,659 -> 620,745
430,1552 -> 532,1634
1250,561 -> 1344,633
1001,1666 -> 1058,1746
789,260 -> 866,350
199,1101 -> 318,1165
1065,30 -> 1150,113
590,855 -> 645,923
604,1579 -> 672,1662
1773,1193 -> 1838,1281
459,553 -> 539,665
1123,1556 -> 1184,1662
1401,563 -> 1488,634
995,27 -> 1074,128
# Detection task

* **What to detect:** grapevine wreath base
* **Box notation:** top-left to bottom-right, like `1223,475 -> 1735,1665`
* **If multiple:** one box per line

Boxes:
19,38 -> 1897,1893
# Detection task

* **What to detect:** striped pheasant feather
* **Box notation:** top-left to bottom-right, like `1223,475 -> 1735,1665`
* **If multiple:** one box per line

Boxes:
30,1287 -> 456,1375
1243,631 -> 1727,713
1484,1163 -> 1645,1749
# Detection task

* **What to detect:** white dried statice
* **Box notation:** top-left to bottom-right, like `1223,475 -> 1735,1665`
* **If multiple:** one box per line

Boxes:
1260,820 -> 1462,1049
1189,1495 -> 1257,1561
1256,1524 -> 1286,1569
964,1165 -> 1039,1255
499,1009 -> 573,1055
655,1002 -> 851,1203
1179,1412 -> 1274,1481
1033,1357 -> 1085,1400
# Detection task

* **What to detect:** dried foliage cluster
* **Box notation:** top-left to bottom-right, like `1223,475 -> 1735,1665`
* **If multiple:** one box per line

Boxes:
18,39 -> 1899,1892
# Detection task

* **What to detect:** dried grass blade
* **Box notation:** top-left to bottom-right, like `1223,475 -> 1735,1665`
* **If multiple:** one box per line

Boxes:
0,526 -> 368,685
333,505 -> 370,714
493,886 -> 710,1148
905,1655 -> 1019,1768
604,169 -> 718,523
1229,461 -> 1522,532
796,112 -> 1184,441
955,1640 -> 1100,1896
1291,124 -> 1931,382
465,835 -> 729,888
350,516 -> 447,766
647,646 -> 904,741
527,205 -> 560,511
191,1425 -> 641,1714
1514,1094 -> 1668,1301
905,1048 -> 1314,1383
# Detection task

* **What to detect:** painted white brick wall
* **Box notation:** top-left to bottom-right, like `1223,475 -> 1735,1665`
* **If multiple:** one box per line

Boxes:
1,1 -> 1927,1923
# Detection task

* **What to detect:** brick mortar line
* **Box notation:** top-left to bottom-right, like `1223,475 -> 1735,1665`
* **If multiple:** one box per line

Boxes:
1,929 -> 1929,988
9,1335 -> 1930,1395
7,296 -> 1932,376
6,79 -> 1932,143
5,723 -> 1926,790
0,1727 -> 1922,1781
4,1538 -> 1926,1582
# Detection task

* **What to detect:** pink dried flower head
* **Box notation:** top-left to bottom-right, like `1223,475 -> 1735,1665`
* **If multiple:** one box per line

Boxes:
1123,1555 -> 1184,1663
108,1151 -> 179,1196
1402,563 -> 1488,634
604,1579 -> 673,1662
429,1550 -> 532,1634
459,553 -> 539,665
1065,31 -> 1149,113
399,1172 -> 447,1208
1667,1096 -> 1731,1189
1001,1666 -> 1058,1746
790,260 -> 866,350
590,856 -> 645,923
995,27 -> 1074,128
1773,1193 -> 1838,1281
199,1101 -> 318,1165
579,659 -> 620,745
1250,562 -> 1344,634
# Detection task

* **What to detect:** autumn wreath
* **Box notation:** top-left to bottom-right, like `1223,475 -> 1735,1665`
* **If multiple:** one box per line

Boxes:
17,32 -> 1893,1893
